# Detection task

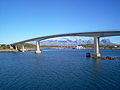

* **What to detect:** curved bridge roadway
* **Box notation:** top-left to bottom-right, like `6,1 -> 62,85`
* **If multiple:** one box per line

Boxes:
12,31 -> 120,57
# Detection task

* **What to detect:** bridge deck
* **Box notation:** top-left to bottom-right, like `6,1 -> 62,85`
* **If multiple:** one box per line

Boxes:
12,31 -> 120,45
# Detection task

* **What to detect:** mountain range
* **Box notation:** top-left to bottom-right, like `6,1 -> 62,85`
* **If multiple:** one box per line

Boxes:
40,39 -> 118,46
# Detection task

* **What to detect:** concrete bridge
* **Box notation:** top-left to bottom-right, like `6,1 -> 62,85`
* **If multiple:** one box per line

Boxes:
12,31 -> 120,57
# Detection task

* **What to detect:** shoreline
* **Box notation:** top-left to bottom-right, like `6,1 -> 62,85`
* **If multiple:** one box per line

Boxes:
0,50 -> 19,53
0,48 -> 120,53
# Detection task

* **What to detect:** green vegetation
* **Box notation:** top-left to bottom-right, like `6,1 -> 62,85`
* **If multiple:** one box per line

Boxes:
100,45 -> 120,49
16,43 -> 36,49
0,43 -> 36,50
0,44 -> 12,50
82,44 -> 120,49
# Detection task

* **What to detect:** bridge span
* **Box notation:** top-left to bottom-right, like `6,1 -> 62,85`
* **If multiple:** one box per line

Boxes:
12,31 -> 120,57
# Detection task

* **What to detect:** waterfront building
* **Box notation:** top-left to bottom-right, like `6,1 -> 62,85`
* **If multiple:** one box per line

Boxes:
76,45 -> 85,49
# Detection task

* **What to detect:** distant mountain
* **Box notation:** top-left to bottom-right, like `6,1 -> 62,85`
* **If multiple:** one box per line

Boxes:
40,39 -> 117,46
100,39 -> 114,45
87,39 -> 94,44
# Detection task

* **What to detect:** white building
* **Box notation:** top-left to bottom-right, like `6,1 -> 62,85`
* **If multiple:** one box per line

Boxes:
76,45 -> 85,49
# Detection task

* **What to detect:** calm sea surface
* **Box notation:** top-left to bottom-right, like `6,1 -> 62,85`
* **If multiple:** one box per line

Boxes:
0,49 -> 120,90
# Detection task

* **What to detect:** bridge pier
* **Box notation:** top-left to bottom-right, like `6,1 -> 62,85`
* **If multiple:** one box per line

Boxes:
9,44 -> 13,49
35,40 -> 41,54
15,45 -> 18,51
22,45 -> 25,52
92,37 -> 101,57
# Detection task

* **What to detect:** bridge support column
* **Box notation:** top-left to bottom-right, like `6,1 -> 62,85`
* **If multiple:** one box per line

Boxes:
35,40 -> 41,54
9,45 -> 13,49
22,45 -> 25,52
15,45 -> 18,51
92,37 -> 101,57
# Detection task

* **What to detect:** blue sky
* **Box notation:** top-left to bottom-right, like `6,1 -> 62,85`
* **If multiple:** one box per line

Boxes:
0,0 -> 120,44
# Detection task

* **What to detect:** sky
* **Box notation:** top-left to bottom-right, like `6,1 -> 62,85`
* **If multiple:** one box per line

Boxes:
0,0 -> 120,44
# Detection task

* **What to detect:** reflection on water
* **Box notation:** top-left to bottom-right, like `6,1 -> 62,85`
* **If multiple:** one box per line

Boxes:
92,59 -> 101,74
35,54 -> 41,61
0,49 -> 120,90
